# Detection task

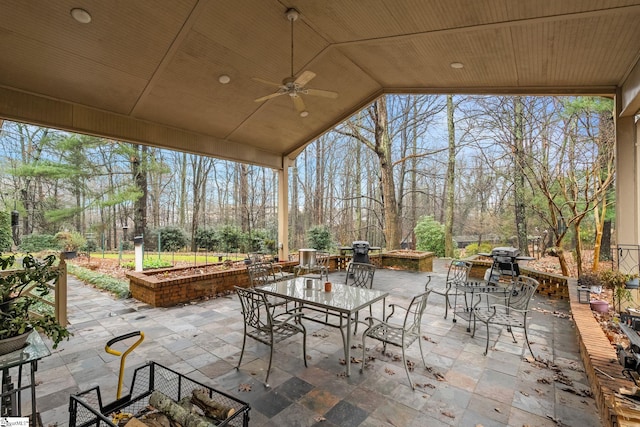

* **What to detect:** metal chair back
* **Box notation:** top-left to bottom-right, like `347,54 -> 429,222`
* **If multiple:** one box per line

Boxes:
346,262 -> 375,289
446,260 -> 472,289
235,286 -> 272,340
403,289 -> 431,335
247,262 -> 273,287
507,276 -> 538,311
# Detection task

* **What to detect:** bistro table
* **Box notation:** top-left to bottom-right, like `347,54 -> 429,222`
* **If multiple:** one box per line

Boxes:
0,331 -> 51,423
257,277 -> 388,376
452,282 -> 510,332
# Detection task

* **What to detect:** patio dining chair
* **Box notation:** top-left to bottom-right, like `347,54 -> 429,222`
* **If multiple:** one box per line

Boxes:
471,276 -> 539,357
427,259 -> 472,319
246,261 -> 289,310
345,262 -> 376,333
234,286 -> 307,386
294,251 -> 330,281
360,288 -> 431,390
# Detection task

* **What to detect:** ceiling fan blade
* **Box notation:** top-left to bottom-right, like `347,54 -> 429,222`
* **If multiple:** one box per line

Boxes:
292,95 -> 306,112
305,88 -> 339,99
252,77 -> 283,87
254,92 -> 286,103
294,70 -> 316,87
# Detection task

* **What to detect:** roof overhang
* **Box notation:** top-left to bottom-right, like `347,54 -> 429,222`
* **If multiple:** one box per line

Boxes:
1,1 -> 639,169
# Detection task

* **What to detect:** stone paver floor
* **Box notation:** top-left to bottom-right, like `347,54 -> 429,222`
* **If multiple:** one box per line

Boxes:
17,260 -> 602,426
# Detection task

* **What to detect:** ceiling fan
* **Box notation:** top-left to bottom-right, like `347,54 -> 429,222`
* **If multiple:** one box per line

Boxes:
253,8 -> 338,117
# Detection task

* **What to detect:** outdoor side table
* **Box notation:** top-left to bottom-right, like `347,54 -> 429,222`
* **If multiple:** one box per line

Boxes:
0,331 -> 51,424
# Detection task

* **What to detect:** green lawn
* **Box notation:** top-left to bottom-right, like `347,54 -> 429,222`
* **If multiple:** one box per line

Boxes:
88,252 -> 245,263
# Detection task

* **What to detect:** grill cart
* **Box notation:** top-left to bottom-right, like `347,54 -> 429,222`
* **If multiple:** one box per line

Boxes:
69,362 -> 250,427
480,247 -> 533,284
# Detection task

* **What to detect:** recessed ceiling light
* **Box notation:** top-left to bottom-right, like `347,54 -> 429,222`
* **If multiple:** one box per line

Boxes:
450,62 -> 464,69
300,111 -> 309,118
218,75 -> 231,84
70,8 -> 92,24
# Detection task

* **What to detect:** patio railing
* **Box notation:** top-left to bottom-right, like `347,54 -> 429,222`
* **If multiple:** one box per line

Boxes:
617,244 -> 640,276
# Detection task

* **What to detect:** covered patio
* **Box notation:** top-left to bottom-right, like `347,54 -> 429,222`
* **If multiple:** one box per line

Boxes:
1,2 -> 640,425
37,261 -> 603,426
0,1 -> 639,261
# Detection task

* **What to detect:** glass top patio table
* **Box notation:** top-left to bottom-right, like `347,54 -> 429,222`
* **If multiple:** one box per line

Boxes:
0,331 -> 51,419
257,277 -> 388,375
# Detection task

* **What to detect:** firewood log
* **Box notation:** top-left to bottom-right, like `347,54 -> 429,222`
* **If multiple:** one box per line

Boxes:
148,391 -> 215,427
191,389 -> 236,420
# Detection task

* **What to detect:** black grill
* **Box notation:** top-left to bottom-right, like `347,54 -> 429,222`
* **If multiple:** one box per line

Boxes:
352,241 -> 371,264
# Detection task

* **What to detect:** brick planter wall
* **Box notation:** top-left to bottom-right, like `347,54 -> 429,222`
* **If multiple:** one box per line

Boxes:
469,257 -> 569,299
567,279 -> 640,426
126,261 -> 298,307
380,251 -> 434,272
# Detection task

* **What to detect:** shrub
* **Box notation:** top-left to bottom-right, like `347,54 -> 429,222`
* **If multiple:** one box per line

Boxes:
218,225 -> 242,253
19,234 -> 58,252
82,239 -> 98,253
55,231 -> 86,251
157,226 -> 189,252
66,263 -> 130,298
195,227 -> 219,251
307,226 -> 332,251
414,216 -> 445,257
465,242 -> 493,256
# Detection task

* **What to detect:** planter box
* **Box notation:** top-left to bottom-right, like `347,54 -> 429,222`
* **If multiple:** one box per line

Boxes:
126,261 -> 298,307
380,250 -> 433,272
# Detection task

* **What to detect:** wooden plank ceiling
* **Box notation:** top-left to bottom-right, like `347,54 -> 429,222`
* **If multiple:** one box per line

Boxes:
0,0 -> 639,168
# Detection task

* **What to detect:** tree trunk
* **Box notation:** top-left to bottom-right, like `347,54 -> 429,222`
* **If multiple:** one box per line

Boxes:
599,220 -> 612,261
444,95 -> 455,257
178,152 -> 187,228
513,96 -> 529,255
133,145 -> 148,238
375,98 -> 401,249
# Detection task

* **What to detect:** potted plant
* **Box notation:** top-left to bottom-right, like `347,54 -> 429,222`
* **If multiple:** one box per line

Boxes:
626,274 -> 639,289
0,253 -> 71,354
55,231 -> 86,259
599,269 -> 633,313
577,273 -> 603,294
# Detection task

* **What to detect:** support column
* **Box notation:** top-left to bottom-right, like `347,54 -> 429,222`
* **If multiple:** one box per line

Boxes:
615,91 -> 640,245
277,157 -> 291,261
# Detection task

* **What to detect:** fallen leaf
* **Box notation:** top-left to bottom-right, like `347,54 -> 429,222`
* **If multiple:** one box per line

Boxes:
442,411 -> 455,419
494,407 -> 501,413
385,367 -> 395,375
314,416 -> 326,422
238,383 -> 252,392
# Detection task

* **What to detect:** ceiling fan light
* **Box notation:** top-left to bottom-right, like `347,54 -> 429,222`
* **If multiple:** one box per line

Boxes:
300,111 -> 309,118
70,8 -> 92,24
450,62 -> 464,69
218,74 -> 231,84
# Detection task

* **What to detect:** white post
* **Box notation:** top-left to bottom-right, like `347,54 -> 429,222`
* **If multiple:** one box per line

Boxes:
134,235 -> 144,272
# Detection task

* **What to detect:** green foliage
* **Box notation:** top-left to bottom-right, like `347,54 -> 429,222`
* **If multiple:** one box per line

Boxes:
66,263 -> 130,298
55,231 -> 86,251
195,227 -> 220,251
307,226 -> 332,250
121,258 -> 172,270
0,211 -> 12,251
218,225 -> 242,253
0,254 -> 71,348
414,216 -> 445,257
157,226 -> 189,252
598,269 -> 633,312
577,273 -> 602,289
18,234 -> 59,252
464,242 -> 493,255
83,239 -> 98,252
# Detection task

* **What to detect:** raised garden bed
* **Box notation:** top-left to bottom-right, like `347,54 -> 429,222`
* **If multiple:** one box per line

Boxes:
126,261 -> 298,307
380,250 -> 434,272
